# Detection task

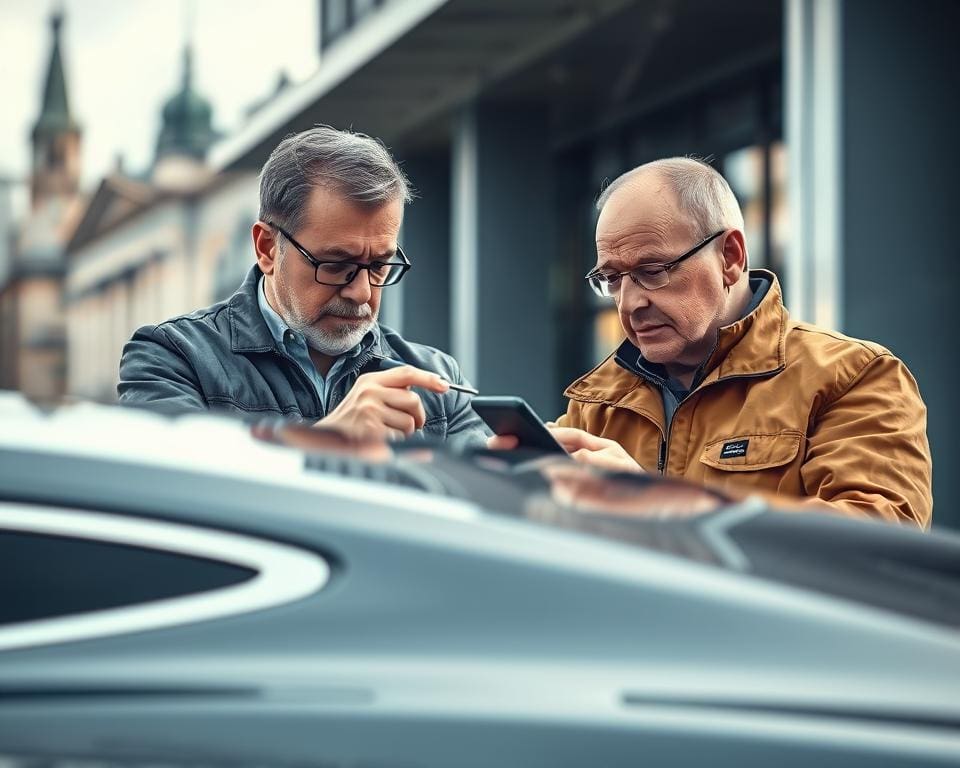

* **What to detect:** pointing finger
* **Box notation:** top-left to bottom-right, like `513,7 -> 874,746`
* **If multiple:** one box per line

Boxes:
363,365 -> 450,393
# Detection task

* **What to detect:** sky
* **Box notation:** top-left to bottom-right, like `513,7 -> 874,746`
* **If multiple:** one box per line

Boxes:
0,0 -> 319,212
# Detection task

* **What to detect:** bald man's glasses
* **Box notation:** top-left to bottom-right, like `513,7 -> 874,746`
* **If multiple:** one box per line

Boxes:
585,230 -> 725,297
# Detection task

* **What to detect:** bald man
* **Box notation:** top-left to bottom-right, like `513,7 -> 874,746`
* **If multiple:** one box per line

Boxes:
508,158 -> 932,528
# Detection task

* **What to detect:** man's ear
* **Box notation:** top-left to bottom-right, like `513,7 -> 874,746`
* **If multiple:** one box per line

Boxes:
720,229 -> 748,287
252,221 -> 279,276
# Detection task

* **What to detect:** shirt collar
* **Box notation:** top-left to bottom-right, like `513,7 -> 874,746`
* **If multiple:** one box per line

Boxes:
257,275 -> 291,347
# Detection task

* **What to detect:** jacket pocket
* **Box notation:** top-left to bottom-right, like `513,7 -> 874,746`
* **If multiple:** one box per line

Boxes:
700,430 -> 803,472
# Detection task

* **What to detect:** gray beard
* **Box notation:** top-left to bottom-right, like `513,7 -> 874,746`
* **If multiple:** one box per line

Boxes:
291,298 -> 376,356
301,318 -> 374,355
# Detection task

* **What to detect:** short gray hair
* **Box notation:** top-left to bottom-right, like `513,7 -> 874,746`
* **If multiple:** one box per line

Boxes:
258,125 -> 413,234
596,157 -> 744,238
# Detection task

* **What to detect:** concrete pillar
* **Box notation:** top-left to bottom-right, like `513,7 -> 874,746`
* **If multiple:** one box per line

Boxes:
394,151 -> 451,351
785,0 -> 842,327
451,106 -> 480,385
450,102 -> 557,415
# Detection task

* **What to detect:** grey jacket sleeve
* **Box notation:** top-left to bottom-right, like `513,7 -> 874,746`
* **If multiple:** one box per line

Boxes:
117,325 -> 207,413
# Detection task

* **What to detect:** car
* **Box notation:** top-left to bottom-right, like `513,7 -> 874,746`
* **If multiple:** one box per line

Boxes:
1,392 -> 959,767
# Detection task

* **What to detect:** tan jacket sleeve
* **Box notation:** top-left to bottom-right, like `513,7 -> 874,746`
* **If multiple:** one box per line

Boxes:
555,402 -> 580,429
799,352 -> 932,528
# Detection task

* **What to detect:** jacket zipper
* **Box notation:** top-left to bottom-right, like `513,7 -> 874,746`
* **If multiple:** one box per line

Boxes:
270,341 -> 380,420
637,374 -> 670,476
637,368 -> 783,477
273,346 -> 324,418
328,350 -> 379,412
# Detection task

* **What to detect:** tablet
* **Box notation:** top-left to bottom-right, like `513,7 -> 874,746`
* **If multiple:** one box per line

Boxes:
470,396 -> 566,454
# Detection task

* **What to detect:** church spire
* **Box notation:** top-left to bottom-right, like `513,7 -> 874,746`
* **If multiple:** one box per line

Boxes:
31,10 -> 82,208
154,43 -> 217,163
33,11 -> 78,139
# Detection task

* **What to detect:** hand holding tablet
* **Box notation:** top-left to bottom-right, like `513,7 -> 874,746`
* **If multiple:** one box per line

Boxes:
470,396 -> 567,454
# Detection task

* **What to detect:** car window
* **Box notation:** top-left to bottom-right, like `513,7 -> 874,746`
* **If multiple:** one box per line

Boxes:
0,529 -> 255,625
0,502 -> 331,651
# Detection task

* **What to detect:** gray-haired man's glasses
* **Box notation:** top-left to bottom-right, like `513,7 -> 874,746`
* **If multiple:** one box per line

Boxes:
268,222 -> 411,287
585,230 -> 725,297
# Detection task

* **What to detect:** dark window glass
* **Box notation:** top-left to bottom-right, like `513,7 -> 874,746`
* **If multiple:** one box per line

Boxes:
573,69 -> 786,367
322,0 -> 350,45
352,0 -> 381,19
0,531 -> 255,625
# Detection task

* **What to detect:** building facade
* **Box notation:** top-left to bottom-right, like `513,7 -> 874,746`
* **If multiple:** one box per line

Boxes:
0,13 -> 85,402
9,1 -> 955,527
209,0 -> 959,527
63,47 -> 259,402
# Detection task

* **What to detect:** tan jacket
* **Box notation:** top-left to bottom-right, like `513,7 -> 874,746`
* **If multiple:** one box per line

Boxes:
558,271 -> 932,528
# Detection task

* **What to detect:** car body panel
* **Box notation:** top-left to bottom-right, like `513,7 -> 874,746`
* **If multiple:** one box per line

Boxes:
1,394 -> 959,766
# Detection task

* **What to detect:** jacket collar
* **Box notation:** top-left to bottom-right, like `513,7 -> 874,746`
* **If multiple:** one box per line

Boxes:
229,266 -> 276,353
566,269 -> 788,403
228,264 -> 385,358
702,268 -> 786,384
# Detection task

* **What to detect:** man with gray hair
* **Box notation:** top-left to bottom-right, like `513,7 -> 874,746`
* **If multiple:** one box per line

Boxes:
119,125 -> 487,446
496,157 -> 932,527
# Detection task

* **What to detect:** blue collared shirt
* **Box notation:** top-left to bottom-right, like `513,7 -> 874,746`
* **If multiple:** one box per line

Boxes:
257,277 -> 371,412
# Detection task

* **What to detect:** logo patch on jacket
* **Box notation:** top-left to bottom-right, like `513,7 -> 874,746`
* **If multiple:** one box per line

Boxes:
720,439 -> 750,459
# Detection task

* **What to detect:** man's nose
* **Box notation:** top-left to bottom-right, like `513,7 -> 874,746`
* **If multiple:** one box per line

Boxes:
617,274 -> 651,309
339,268 -> 373,303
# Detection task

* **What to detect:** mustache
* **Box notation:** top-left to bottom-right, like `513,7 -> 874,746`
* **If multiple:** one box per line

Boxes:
318,299 -> 373,319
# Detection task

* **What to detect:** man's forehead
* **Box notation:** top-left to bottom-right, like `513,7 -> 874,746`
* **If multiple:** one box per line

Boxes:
595,208 -> 675,257
595,177 -> 696,256
297,187 -> 403,253
598,174 -> 677,228
314,237 -> 398,258
294,228 -> 399,260
303,185 -> 403,226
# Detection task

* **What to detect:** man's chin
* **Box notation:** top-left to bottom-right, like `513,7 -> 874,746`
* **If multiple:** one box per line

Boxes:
632,337 -> 680,365
305,319 -> 374,355
325,317 -> 371,334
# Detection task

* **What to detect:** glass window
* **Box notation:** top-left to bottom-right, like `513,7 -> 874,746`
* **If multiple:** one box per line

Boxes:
0,529 -> 255,626
592,305 -> 623,365
724,145 -> 767,267
769,141 -> 789,281
322,0 -> 350,46
352,0 -> 382,21
723,140 -> 788,281
564,69 -> 785,378
0,502 -> 330,650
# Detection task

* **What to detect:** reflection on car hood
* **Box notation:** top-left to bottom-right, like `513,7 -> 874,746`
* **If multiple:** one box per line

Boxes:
3,392 -> 960,630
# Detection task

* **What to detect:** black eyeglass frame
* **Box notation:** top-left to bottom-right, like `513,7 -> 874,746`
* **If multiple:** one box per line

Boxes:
585,229 -> 726,296
267,221 -> 411,287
